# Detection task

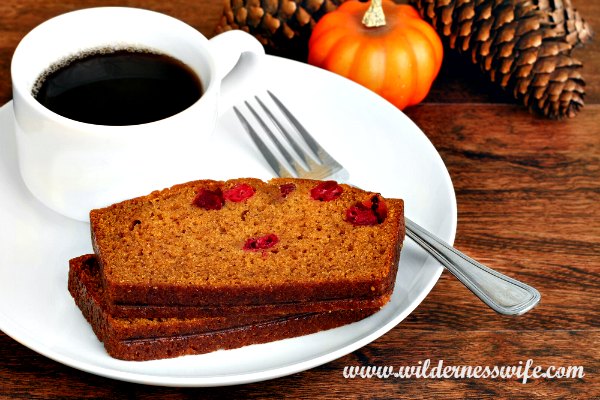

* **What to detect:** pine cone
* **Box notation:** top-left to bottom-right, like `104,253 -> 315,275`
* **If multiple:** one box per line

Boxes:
215,0 -> 346,60
410,0 -> 592,119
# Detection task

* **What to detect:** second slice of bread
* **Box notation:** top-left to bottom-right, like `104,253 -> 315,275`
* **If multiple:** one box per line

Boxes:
68,254 -> 378,361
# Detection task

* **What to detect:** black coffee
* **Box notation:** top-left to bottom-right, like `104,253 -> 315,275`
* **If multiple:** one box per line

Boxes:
34,49 -> 203,125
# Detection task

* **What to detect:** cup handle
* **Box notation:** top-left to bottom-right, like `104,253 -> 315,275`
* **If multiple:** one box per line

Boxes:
208,30 -> 265,115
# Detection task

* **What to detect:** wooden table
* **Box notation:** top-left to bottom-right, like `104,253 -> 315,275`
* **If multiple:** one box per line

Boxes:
1,1 -> 598,398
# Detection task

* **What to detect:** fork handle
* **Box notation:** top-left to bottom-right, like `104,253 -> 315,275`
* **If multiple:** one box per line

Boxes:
405,218 -> 541,315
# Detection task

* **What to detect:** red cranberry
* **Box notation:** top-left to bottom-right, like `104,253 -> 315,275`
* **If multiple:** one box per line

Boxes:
366,195 -> 388,223
346,203 -> 378,226
279,183 -> 296,198
192,188 -> 224,210
310,181 -> 343,202
243,234 -> 279,251
346,195 -> 388,226
224,183 -> 255,202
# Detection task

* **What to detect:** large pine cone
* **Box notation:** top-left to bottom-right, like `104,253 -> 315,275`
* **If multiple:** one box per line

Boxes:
410,0 -> 593,118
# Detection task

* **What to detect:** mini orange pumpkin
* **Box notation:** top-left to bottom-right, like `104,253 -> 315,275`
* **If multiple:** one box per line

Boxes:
308,0 -> 443,110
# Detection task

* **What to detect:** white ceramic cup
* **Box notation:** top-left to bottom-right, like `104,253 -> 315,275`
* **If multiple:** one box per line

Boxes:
11,7 -> 264,221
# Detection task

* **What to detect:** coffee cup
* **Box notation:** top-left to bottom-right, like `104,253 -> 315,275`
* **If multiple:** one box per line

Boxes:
11,7 -> 265,221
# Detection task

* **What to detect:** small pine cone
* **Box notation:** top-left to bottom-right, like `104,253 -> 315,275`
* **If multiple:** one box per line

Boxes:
215,0 -> 347,60
411,0 -> 591,118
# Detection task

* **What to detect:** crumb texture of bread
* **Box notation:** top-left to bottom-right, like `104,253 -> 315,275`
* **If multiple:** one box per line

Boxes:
90,178 -> 405,307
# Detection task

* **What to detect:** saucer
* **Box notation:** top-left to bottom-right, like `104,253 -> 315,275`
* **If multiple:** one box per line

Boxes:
0,55 -> 456,386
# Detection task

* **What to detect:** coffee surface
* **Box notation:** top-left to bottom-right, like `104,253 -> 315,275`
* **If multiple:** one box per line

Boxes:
34,50 -> 203,125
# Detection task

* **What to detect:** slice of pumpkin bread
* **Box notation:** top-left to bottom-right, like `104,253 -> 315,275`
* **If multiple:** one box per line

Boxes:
90,178 -> 405,313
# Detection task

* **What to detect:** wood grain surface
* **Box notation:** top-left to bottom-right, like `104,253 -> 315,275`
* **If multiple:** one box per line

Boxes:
0,0 -> 598,398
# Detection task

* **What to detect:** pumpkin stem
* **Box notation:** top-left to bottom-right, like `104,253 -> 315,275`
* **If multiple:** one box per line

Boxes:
362,0 -> 386,28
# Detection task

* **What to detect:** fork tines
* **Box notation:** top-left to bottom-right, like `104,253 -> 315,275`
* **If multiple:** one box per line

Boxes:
234,91 -> 347,181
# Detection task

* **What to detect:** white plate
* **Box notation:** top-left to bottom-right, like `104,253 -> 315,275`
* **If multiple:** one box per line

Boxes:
0,55 -> 456,386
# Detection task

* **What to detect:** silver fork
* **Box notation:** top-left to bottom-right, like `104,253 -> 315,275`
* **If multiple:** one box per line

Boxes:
234,91 -> 541,316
